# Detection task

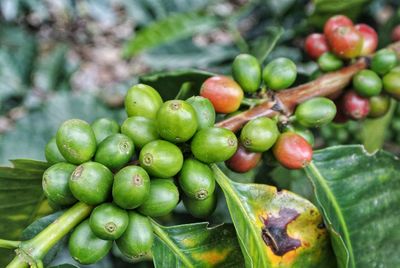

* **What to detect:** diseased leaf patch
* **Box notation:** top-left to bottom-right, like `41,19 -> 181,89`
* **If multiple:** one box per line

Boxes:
260,208 -> 301,256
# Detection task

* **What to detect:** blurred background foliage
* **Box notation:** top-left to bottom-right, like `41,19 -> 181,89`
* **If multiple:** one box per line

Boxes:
1,0 -> 400,267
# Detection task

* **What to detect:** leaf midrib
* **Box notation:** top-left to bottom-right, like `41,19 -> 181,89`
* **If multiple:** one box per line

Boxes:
150,219 -> 195,268
307,162 -> 355,268
211,164 -> 268,268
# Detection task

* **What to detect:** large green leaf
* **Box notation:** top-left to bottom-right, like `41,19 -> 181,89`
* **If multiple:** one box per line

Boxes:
211,165 -> 334,268
142,41 -> 238,71
123,11 -> 219,57
305,145 -> 400,268
151,220 -> 244,267
139,69 -> 215,100
0,159 -> 50,267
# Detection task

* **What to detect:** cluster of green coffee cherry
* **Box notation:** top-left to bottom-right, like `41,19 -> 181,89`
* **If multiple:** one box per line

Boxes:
43,85 -> 232,264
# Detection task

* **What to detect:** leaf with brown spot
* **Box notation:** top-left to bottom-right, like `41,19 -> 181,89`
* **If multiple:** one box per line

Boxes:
211,164 -> 336,268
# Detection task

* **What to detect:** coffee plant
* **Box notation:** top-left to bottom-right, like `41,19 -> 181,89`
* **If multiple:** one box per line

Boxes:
1,4 -> 400,268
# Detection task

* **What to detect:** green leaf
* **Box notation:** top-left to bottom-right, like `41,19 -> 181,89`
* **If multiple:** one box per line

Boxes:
151,220 -> 244,267
305,145 -> 400,268
0,159 -> 50,267
123,11 -> 219,57
361,100 -> 395,153
142,41 -> 238,71
249,27 -> 284,64
139,69 -> 215,101
211,164 -> 335,268
21,211 -> 64,266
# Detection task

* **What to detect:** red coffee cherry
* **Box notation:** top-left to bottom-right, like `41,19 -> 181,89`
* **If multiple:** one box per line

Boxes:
342,90 -> 370,120
328,26 -> 363,58
324,15 -> 353,38
355,24 -> 378,55
272,132 -> 313,170
304,33 -> 329,59
225,144 -> 262,173
391,25 -> 400,41
200,76 -> 244,114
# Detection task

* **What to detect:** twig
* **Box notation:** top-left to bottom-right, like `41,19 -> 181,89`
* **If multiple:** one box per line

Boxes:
216,41 -> 400,132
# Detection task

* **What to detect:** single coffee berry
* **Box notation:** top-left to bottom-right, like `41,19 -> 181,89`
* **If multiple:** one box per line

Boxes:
295,97 -> 337,128
139,140 -> 183,178
232,53 -> 261,93
89,203 -> 129,240
179,158 -> 215,200
56,119 -> 96,164
91,118 -> 120,144
156,100 -> 198,143
69,162 -> 113,205
138,179 -> 180,217
94,134 -> 134,170
200,76 -> 243,114
353,69 -> 382,97
263,57 -> 297,90
191,127 -> 238,163
69,220 -> 112,265
121,116 -> 159,149
42,162 -> 77,206
240,117 -> 279,152
45,137 -> 65,164
225,144 -> 262,173
125,84 -> 163,119
116,211 -> 154,259
112,166 -> 151,209
186,96 -> 216,130
272,132 -> 313,169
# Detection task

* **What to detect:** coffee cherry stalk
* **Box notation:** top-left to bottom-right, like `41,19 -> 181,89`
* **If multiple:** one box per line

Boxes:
4,15 -> 400,267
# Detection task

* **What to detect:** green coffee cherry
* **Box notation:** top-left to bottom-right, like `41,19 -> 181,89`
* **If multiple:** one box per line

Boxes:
156,100 -> 198,143
179,158 -> 215,200
112,166 -> 150,209
69,162 -> 113,205
186,96 -> 216,130
232,54 -> 261,93
125,84 -> 163,119
353,69 -> 382,97
183,192 -> 217,219
240,117 -> 279,152
89,203 -> 129,240
94,134 -> 134,170
295,97 -> 337,128
191,127 -> 238,163
263,57 -> 297,90
91,118 -> 120,144
45,137 -> 65,164
383,71 -> 400,100
69,220 -> 112,265
121,116 -> 159,149
371,49 -> 397,75
56,119 -> 96,164
138,179 -> 179,217
369,95 -> 391,118
42,162 -> 77,205
116,211 -> 154,258
139,140 -> 183,178
284,124 -> 315,147
318,52 -> 343,72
